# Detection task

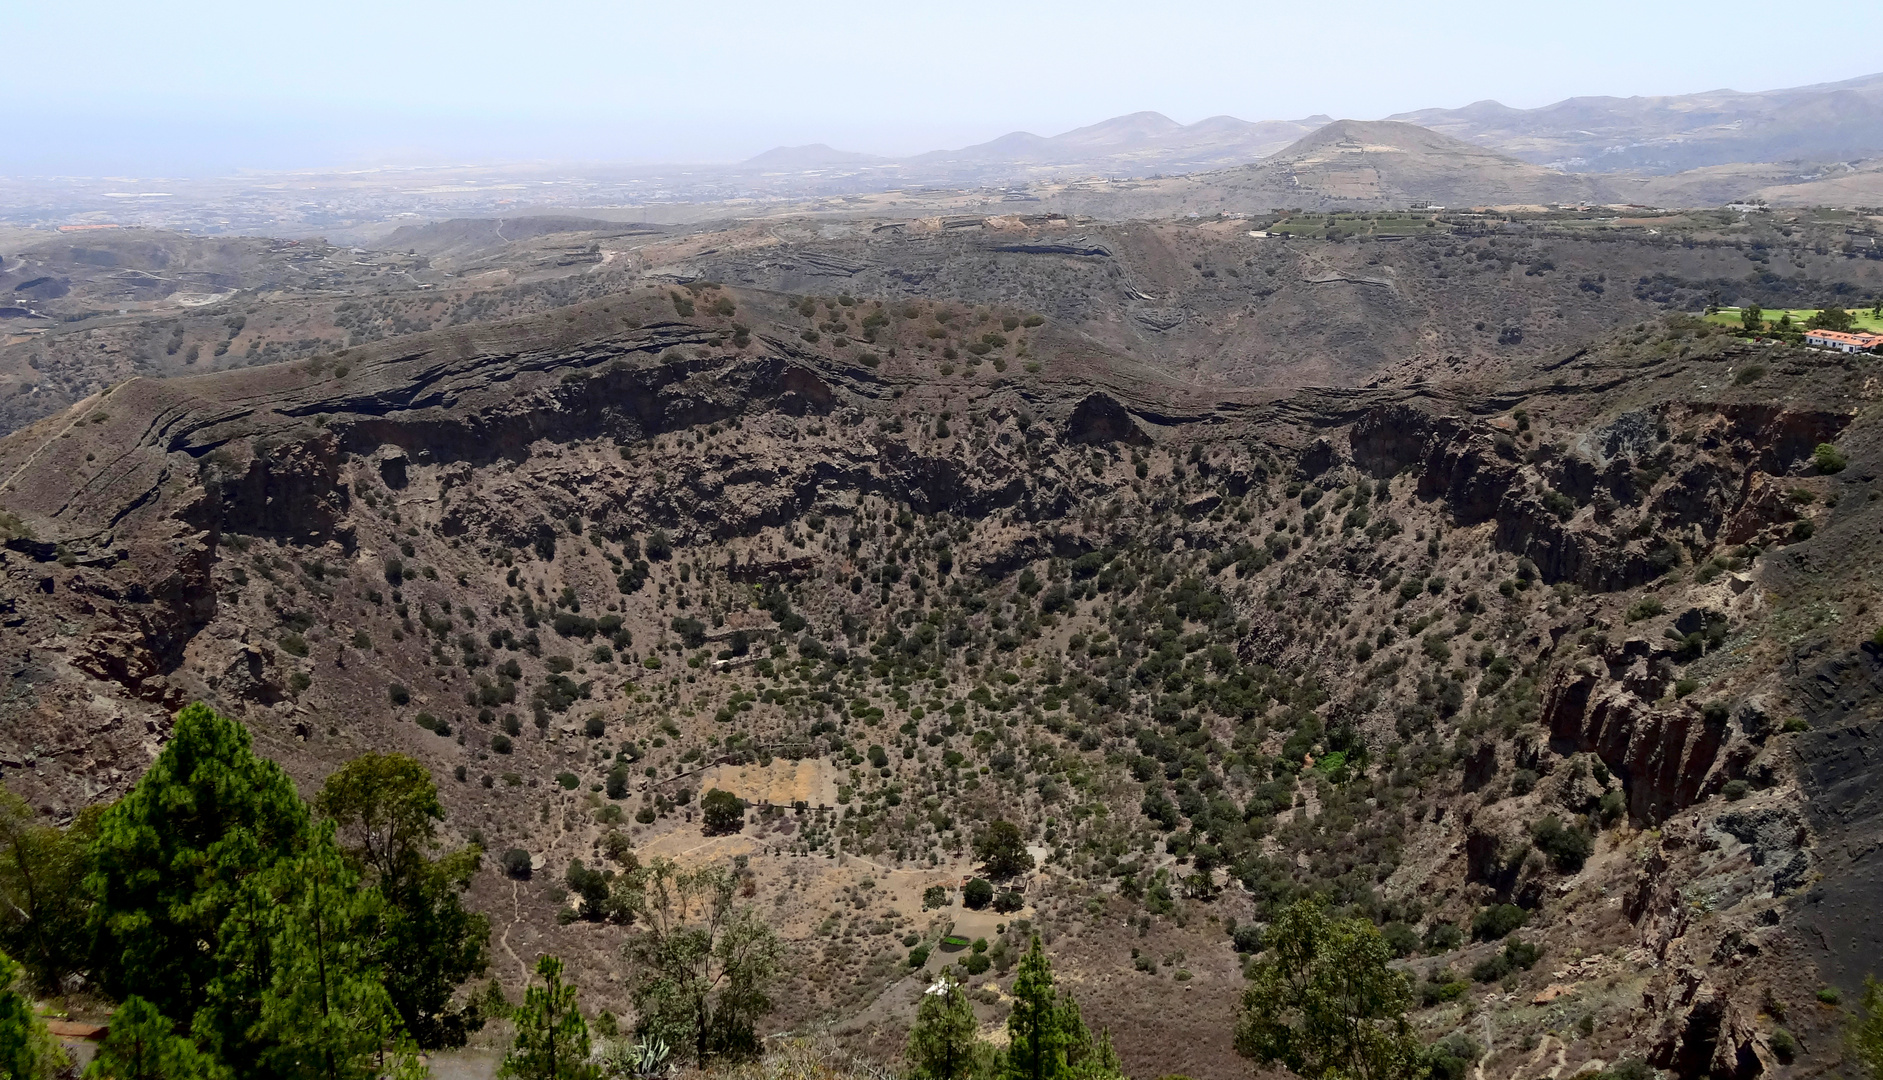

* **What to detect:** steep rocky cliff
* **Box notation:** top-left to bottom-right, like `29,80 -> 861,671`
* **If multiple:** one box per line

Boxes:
2,278 -> 1880,1079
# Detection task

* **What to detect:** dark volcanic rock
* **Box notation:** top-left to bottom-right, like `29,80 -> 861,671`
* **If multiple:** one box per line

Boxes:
1063,393 -> 1149,446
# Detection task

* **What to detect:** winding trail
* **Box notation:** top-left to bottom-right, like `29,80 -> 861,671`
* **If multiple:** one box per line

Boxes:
3,389 -> 112,494
497,879 -> 529,981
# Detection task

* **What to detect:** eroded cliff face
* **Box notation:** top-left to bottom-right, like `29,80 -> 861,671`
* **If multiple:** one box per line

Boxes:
1,288 -> 1879,1078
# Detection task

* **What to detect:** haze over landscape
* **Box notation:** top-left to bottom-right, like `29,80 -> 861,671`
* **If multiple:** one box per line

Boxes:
9,5 -> 1883,1080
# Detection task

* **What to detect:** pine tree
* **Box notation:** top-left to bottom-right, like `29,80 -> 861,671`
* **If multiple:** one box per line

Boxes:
1067,1028 -> 1124,1080
0,948 -> 64,1080
907,976 -> 985,1080
86,703 -> 310,1025
197,827 -> 399,1080
317,753 -> 490,1049
501,956 -> 596,1080
1005,936 -> 1074,1080
84,996 -> 216,1080
999,938 -> 1118,1080
253,831 -> 401,1080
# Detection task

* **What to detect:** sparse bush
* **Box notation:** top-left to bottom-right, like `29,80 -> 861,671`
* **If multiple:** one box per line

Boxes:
1625,597 -> 1666,622
1472,904 -> 1526,941
1598,789 -> 1626,824
1423,921 -> 1462,952
1532,815 -> 1593,873
1770,1026 -> 1797,1062
1381,922 -> 1418,958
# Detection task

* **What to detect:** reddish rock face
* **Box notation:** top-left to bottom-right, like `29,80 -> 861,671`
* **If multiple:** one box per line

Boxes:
1544,642 -> 1746,825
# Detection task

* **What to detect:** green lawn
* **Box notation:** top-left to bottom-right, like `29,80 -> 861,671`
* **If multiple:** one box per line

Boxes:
1704,307 -> 1883,332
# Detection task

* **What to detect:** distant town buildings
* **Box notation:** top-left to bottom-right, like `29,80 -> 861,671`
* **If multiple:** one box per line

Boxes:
1804,329 -> 1883,353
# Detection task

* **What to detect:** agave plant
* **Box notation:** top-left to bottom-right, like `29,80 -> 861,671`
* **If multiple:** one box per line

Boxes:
636,1037 -> 674,1077
598,1036 -> 671,1079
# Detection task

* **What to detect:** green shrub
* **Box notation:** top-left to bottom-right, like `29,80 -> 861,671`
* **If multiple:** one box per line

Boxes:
1381,922 -> 1419,958
1471,937 -> 1542,982
1531,815 -> 1593,873
502,848 -> 533,879
491,734 -> 513,754
962,952 -> 991,975
1770,1027 -> 1797,1063
1598,789 -> 1626,824
556,772 -> 579,790
1624,597 -> 1666,622
1425,1032 -> 1481,1080
1723,779 -> 1750,801
1472,904 -> 1526,941
1814,443 -> 1848,474
963,878 -> 993,909
908,945 -> 931,968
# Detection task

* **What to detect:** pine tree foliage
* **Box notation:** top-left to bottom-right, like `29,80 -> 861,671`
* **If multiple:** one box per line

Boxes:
250,830 -> 401,1080
84,995 -> 217,1080
907,977 -> 987,1080
1003,936 -> 1121,1080
1235,900 -> 1421,1080
85,703 -> 310,1024
0,948 -> 64,1080
500,956 -> 596,1080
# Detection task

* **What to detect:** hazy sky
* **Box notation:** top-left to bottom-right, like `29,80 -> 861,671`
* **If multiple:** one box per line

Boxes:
9,0 -> 1883,174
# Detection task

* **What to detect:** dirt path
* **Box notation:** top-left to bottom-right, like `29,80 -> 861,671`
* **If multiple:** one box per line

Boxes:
496,879 -> 529,981
3,389 -> 109,493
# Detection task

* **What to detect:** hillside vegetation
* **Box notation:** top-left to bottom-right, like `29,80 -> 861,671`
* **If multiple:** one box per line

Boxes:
5,210 -> 1883,1080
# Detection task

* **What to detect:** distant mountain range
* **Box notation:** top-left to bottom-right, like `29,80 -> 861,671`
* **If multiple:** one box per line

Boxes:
735,112 -> 1336,182
1388,71 -> 1883,174
734,72 -> 1883,195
